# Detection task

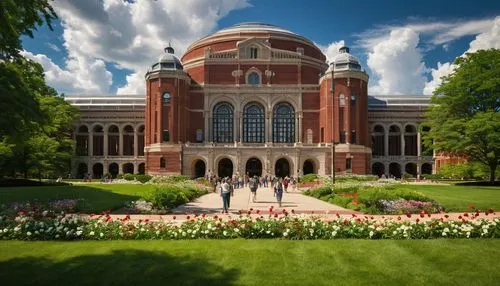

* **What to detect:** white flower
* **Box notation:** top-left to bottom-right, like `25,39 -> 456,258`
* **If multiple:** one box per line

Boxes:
393,231 -> 397,235
332,231 -> 337,237
76,230 -> 83,236
442,232 -> 447,236
156,230 -> 160,235
483,229 -> 488,234
223,231 -> 228,236
100,232 -> 104,237
42,211 -> 48,217
55,234 -> 60,238
369,231 -> 374,238
234,228 -> 240,233
26,231 -> 32,236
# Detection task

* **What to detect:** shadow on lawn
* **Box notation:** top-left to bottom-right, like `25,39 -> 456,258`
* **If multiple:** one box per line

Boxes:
0,249 -> 239,286
0,185 -> 143,213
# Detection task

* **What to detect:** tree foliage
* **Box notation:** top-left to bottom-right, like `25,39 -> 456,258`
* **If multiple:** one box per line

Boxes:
423,49 -> 500,181
0,0 -> 57,59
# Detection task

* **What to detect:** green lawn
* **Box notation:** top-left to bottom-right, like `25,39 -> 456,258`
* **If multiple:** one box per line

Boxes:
394,184 -> 500,212
0,184 -> 154,213
0,240 -> 499,285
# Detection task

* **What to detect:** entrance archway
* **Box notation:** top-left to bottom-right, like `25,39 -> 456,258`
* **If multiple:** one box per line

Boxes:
389,162 -> 401,179
92,163 -> 103,179
123,163 -> 134,174
405,163 -> 417,178
77,163 -> 88,179
138,163 -> 145,174
245,158 -> 262,177
194,160 -> 206,178
421,163 -> 433,175
372,162 -> 385,177
275,158 -> 290,178
303,160 -> 314,175
108,163 -> 119,178
218,158 -> 233,178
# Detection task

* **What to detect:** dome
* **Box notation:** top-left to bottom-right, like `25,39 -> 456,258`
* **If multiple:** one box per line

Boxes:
215,22 -> 297,36
331,46 -> 361,71
150,45 -> 183,72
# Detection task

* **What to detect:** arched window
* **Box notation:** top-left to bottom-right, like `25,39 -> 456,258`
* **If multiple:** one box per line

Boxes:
162,92 -> 171,104
213,102 -> 233,143
272,103 -> 295,143
243,102 -> 265,143
339,94 -> 345,106
247,72 -> 260,85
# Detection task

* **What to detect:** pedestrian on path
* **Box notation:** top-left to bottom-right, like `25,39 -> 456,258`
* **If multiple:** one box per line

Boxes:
274,178 -> 284,207
220,178 -> 233,214
249,176 -> 258,202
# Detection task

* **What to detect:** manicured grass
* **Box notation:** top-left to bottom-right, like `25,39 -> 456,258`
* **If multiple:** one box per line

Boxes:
0,240 -> 499,285
394,184 -> 500,212
0,184 -> 154,213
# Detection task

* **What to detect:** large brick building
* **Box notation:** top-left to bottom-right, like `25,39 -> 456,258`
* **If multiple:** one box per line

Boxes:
67,23 -> 434,179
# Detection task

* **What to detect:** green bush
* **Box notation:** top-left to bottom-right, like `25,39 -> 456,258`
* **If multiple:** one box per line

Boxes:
336,175 -> 378,183
144,184 -> 208,209
328,195 -> 352,208
123,173 -> 135,181
305,186 -> 332,198
299,174 -> 319,182
357,188 -> 434,207
134,174 -> 152,183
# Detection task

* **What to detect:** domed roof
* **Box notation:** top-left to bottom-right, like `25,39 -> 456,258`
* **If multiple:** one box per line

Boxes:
215,22 -> 297,36
150,45 -> 183,72
331,46 -> 361,71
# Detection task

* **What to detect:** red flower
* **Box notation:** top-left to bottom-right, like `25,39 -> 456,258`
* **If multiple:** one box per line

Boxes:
420,213 -> 425,218
186,216 -> 190,220
352,214 -> 357,218
291,209 -> 295,214
397,216 -> 401,221
463,213 -> 469,217
247,211 -> 251,215
256,210 -> 260,214
416,218 -> 420,223
250,208 -> 254,211
202,213 -> 206,218
406,214 -> 412,218
488,208 -> 495,214
427,214 -> 431,218
336,213 -> 340,218
444,215 -> 449,219
274,213 -> 278,218
458,216 -> 462,219
173,216 -> 176,220
343,219 -> 349,225
269,208 -> 273,213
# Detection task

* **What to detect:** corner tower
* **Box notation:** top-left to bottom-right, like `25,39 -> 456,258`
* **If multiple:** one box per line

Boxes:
319,46 -> 370,174
144,45 -> 190,175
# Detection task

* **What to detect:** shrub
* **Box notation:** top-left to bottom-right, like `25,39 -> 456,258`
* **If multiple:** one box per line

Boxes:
143,184 -> 208,210
123,173 -> 135,181
336,175 -> 378,183
402,172 -> 414,179
134,174 -> 152,183
357,188 -> 442,214
300,174 -> 319,182
305,186 -> 332,198
328,195 -> 352,208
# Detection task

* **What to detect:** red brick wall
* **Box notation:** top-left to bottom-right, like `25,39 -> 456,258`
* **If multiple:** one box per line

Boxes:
268,39 -> 325,61
302,112 -> 319,143
208,64 -> 238,84
146,151 -> 182,174
301,65 -> 320,84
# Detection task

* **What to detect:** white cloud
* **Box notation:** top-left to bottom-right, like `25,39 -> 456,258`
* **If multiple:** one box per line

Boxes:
46,43 -> 61,52
424,16 -> 500,95
366,28 -> 427,95
21,50 -> 112,94
25,0 -> 251,94
316,40 -> 345,63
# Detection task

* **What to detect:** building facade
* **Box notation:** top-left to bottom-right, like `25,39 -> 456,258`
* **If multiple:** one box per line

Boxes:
66,23 -> 434,179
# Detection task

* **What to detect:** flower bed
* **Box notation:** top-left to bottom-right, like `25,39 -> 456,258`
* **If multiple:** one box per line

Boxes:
304,182 -> 443,214
0,209 -> 498,240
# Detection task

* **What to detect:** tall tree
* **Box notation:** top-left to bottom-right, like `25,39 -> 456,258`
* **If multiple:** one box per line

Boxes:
423,49 -> 500,181
0,0 -> 56,59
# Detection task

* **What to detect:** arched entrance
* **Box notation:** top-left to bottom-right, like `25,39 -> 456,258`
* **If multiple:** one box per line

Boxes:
138,163 -> 145,174
218,158 -> 233,178
245,158 -> 262,177
303,160 -> 314,175
194,160 -> 206,178
405,163 -> 417,178
372,162 -> 385,177
421,163 -> 433,175
108,163 -> 119,178
123,163 -> 134,174
77,163 -> 88,179
92,163 -> 103,179
275,158 -> 290,178
389,162 -> 401,179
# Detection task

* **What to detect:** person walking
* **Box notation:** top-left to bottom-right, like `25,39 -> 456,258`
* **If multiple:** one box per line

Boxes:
249,175 -> 258,203
274,178 -> 284,207
220,178 -> 233,214
283,176 -> 289,192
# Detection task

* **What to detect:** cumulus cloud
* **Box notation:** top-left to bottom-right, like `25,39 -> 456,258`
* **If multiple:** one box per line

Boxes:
316,40 -> 345,63
25,0 -> 251,94
424,16 -> 500,95
366,28 -> 426,95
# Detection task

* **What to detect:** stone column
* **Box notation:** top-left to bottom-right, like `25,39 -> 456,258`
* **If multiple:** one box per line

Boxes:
119,129 -> 123,156
417,132 -> 421,157
89,133 -> 93,157
103,129 -> 108,157
298,113 -> 303,143
266,111 -> 272,143
208,117 -> 213,143
235,114 -> 240,142
118,163 -> 123,175
401,132 -> 405,156
295,115 -> 299,143
204,111 -> 209,143
133,163 -> 138,174
384,131 -> 389,156
134,132 -> 138,158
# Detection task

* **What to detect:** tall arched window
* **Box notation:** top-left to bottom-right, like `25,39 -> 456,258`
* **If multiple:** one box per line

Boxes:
243,102 -> 265,143
247,72 -> 260,85
339,94 -> 345,106
272,103 -> 295,143
213,102 -> 233,143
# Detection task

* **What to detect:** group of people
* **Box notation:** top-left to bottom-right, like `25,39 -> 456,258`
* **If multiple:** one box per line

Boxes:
210,172 -> 296,213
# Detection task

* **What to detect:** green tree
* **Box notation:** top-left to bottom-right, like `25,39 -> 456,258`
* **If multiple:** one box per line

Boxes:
423,49 -> 500,181
0,0 -> 56,59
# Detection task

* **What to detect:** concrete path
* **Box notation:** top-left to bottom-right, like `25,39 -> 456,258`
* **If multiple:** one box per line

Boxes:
171,185 -> 356,215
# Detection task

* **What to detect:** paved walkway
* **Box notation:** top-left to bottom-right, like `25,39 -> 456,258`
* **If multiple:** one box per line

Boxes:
171,185 -> 356,215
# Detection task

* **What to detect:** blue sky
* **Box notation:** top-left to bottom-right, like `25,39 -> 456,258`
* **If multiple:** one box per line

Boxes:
21,0 -> 500,95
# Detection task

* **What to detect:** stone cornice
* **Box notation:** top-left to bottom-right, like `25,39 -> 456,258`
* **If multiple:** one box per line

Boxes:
319,70 -> 369,83
145,70 -> 191,83
188,84 -> 319,94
